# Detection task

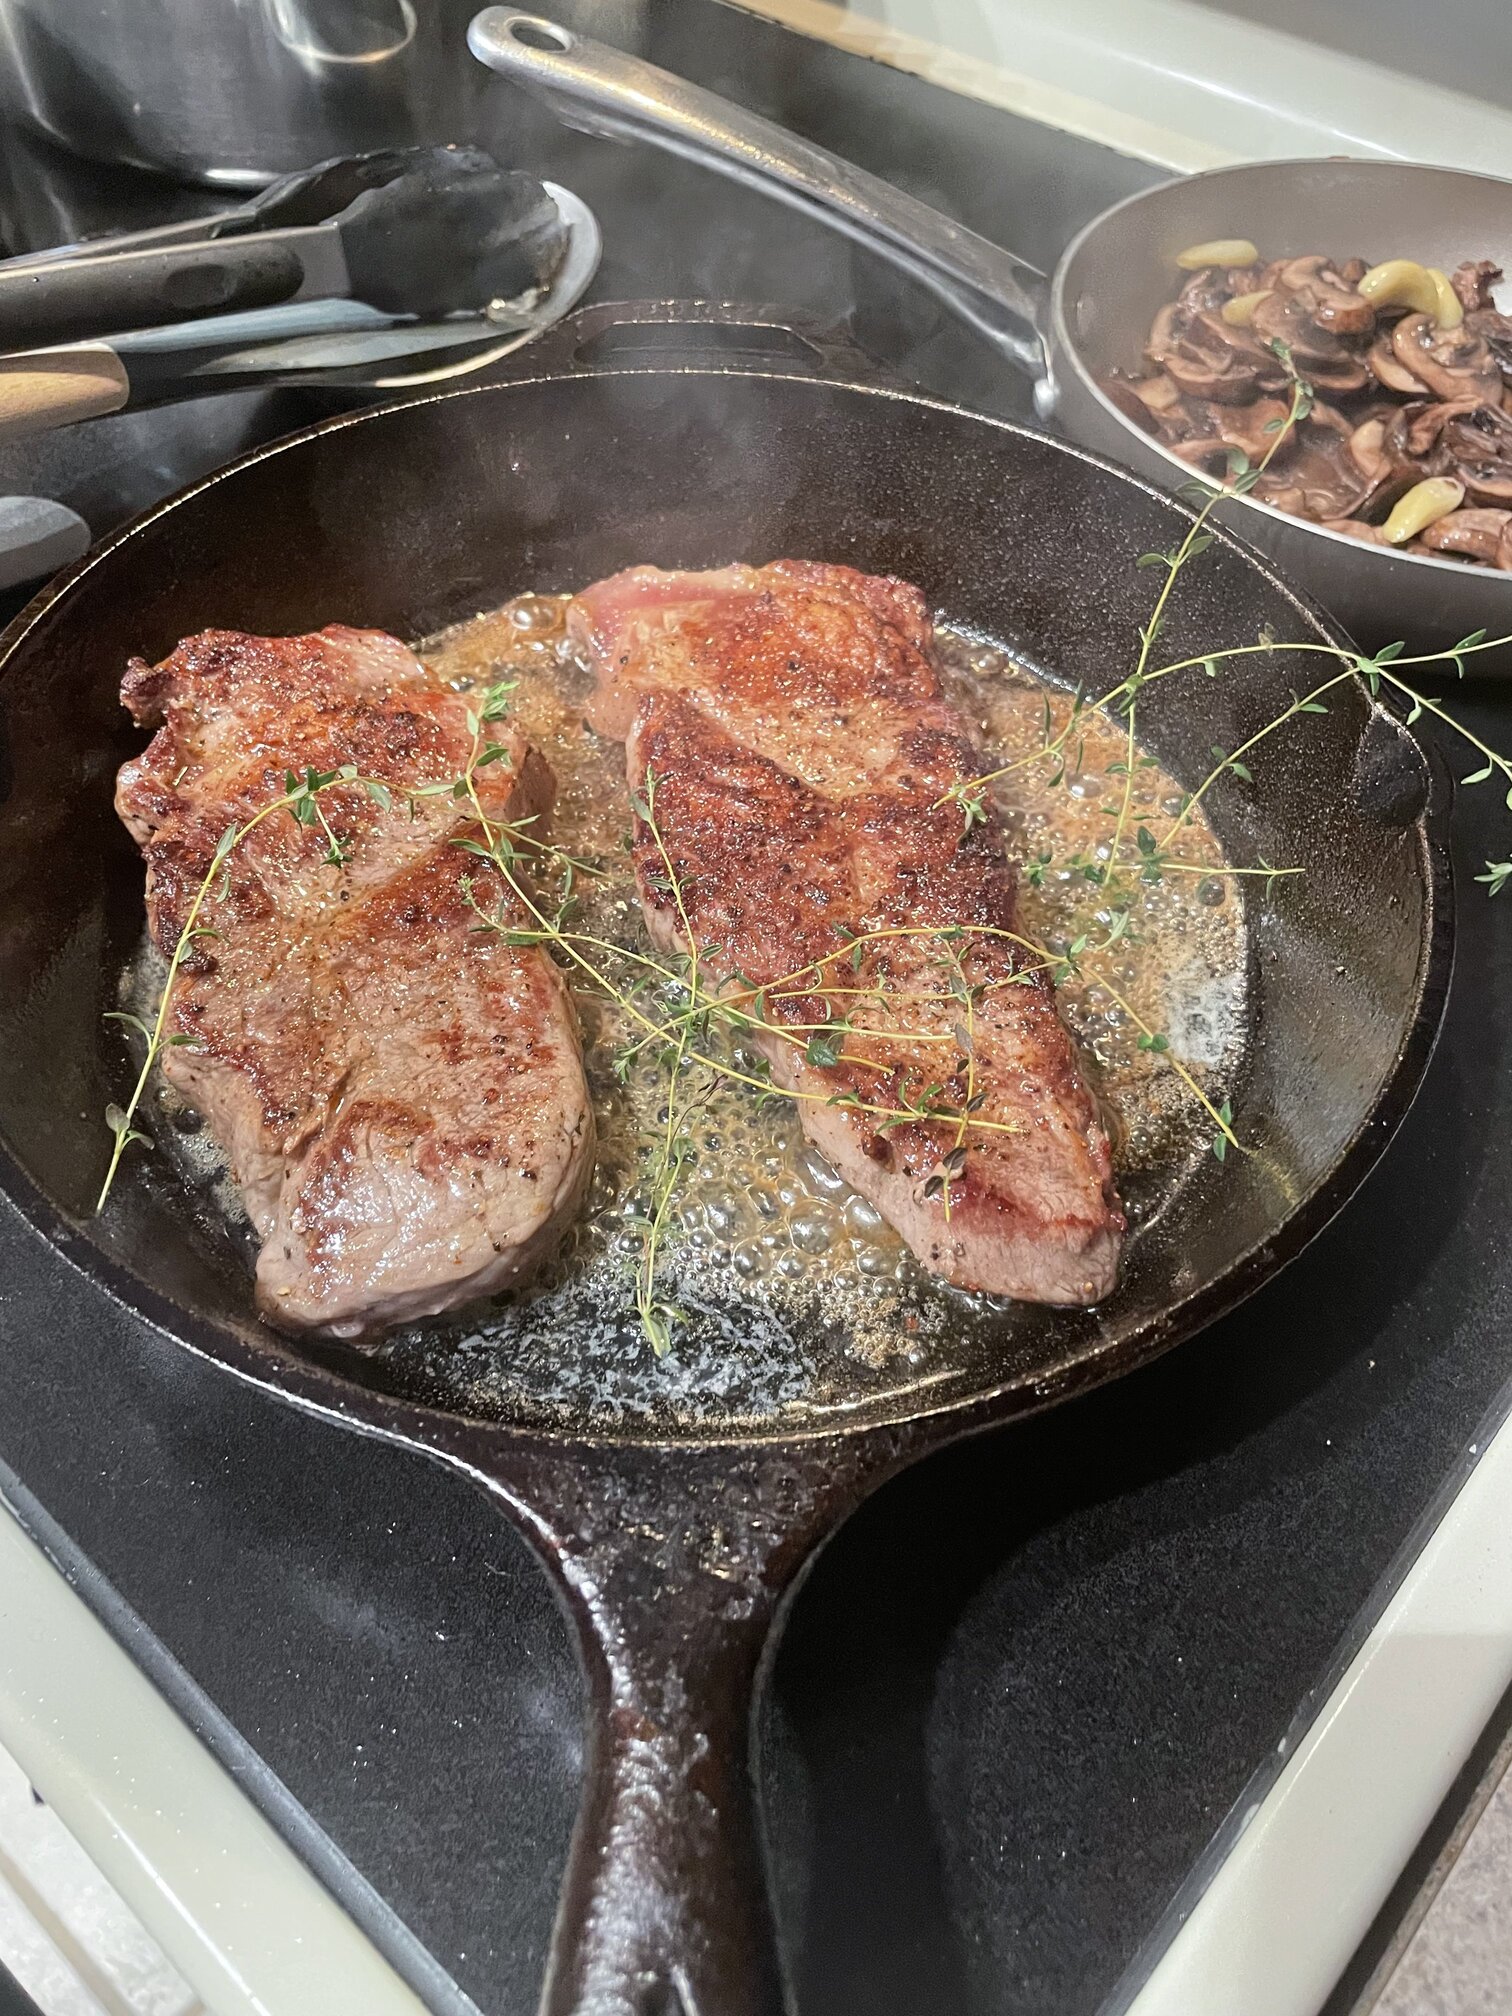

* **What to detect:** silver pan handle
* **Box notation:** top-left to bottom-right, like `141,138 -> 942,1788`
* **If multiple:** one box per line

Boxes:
467,9 -> 1051,383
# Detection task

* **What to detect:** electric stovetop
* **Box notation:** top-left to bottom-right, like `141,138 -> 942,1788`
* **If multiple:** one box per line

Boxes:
0,7 -> 1509,2015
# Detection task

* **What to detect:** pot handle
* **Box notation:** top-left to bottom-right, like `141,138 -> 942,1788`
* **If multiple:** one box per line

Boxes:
468,9 -> 1051,387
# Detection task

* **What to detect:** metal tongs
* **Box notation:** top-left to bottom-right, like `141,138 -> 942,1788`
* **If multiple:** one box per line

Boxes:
0,147 -> 573,347
0,147 -> 601,440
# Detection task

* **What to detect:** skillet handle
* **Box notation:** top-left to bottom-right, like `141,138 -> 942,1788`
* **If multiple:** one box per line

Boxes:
461,1431 -> 913,2016
544,1561 -> 786,2016
467,9 -> 1051,386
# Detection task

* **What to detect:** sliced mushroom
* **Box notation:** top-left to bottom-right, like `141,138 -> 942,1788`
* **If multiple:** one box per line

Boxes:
1371,403 -> 1464,521
1166,393 -> 1242,467
1274,254 -> 1376,336
1390,312 -> 1502,404
1146,391 -> 1246,463
1175,266 -> 1234,318
1102,370 -> 1184,434
1334,407 -> 1420,520
1301,354 -> 1372,395
1212,396 -> 1296,464
1167,392 -> 1259,468
1417,505 -> 1512,563
1150,308 -> 1276,404
1170,437 -> 1228,471
1153,300 -> 1274,403
1296,403 -> 1408,513
1451,260 -> 1502,314
1162,347 -> 1264,403
1103,376 -> 1160,434
1131,371 -> 1181,413
1250,411 -> 1374,519
1304,400 -> 1354,441
1250,287 -> 1353,364
1439,403 -> 1512,505
1146,300 -> 1182,363
1318,517 -> 1392,546
1367,331 -> 1427,394
1189,307 -> 1278,364
1349,416 -> 1388,476
1258,481 -> 1308,515
1466,301 -> 1512,383
1385,397 -> 1484,462
1257,462 -> 1352,520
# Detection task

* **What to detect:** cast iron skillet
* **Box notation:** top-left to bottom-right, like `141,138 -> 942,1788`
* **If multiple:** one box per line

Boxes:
0,305 -> 1451,2015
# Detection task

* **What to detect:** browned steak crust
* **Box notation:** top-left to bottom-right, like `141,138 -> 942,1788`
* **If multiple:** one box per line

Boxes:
570,562 -> 1123,1305
116,625 -> 593,1337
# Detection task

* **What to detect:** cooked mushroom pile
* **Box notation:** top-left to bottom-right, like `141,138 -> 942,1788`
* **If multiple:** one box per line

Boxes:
1104,241 -> 1512,568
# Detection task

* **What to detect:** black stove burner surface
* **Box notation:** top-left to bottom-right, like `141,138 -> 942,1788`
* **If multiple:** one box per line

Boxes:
0,7 -> 1504,2015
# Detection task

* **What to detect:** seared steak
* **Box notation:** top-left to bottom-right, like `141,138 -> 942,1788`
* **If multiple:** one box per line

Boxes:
570,562 -> 1123,1304
116,625 -> 593,1337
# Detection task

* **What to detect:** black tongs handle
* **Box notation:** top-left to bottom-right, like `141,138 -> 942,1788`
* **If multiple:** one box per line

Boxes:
0,236 -> 306,351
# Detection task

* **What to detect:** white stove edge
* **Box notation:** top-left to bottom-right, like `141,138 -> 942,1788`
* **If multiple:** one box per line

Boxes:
0,1484 -> 449,2016
729,0 -> 1512,177
1115,1371 -> 1512,2016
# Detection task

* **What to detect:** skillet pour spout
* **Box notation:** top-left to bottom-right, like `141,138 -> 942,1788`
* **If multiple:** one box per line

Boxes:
0,313 -> 1451,2011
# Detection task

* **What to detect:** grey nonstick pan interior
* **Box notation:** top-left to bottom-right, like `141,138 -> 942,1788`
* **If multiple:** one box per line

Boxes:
0,313 -> 1451,2011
